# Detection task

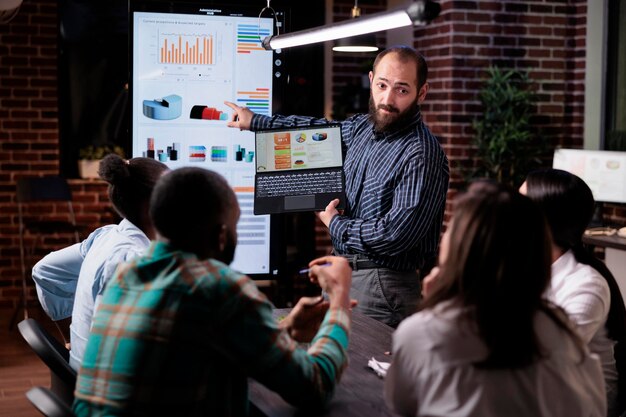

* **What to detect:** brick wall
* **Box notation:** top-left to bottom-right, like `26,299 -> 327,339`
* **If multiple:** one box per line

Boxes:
414,0 -> 589,217
0,1 -> 114,309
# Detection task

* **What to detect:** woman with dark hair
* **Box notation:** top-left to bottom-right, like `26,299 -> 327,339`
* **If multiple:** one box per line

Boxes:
32,155 -> 168,370
384,181 -> 605,416
521,168 -> 626,416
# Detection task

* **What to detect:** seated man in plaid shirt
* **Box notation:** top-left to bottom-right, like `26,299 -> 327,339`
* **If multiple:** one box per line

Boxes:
73,167 -> 353,417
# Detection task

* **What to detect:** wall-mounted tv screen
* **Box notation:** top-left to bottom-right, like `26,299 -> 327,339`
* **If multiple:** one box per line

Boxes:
130,0 -> 285,276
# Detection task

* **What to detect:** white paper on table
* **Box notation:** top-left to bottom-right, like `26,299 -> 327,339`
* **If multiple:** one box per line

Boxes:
367,357 -> 390,378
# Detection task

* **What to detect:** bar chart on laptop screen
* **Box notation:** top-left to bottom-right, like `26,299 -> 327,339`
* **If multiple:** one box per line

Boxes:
131,8 -> 275,275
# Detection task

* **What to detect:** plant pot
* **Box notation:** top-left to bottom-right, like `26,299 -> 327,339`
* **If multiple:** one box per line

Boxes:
78,159 -> 101,179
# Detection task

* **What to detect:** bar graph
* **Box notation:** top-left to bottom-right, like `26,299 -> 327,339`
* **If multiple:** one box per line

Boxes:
159,33 -> 214,65
236,24 -> 270,54
237,88 -> 270,115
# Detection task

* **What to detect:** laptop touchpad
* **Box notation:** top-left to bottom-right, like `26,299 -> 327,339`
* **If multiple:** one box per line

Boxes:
284,195 -> 315,211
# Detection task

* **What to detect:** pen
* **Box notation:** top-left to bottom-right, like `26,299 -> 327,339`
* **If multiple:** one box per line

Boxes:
298,262 -> 331,274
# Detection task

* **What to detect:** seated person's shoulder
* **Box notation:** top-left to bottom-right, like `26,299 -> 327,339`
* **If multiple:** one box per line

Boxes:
197,259 -> 268,303
561,261 -> 610,297
83,224 -> 117,247
395,303 -> 465,350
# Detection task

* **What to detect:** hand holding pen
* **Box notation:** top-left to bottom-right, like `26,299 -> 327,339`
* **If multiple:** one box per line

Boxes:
306,256 -> 352,311
298,263 -> 331,275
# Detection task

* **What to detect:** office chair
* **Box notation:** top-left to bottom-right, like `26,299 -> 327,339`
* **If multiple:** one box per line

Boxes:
14,176 -> 81,325
26,387 -> 75,417
18,318 -> 77,406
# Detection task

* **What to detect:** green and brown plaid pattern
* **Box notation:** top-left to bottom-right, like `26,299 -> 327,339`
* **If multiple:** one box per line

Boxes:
73,241 -> 350,417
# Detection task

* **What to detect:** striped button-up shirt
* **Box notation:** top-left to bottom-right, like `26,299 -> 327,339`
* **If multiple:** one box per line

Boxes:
251,111 -> 449,271
73,241 -> 350,417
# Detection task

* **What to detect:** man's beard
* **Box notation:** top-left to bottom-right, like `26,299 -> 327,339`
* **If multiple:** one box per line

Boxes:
368,95 -> 419,134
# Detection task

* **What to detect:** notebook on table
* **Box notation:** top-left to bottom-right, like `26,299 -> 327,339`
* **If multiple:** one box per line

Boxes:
254,124 -> 346,215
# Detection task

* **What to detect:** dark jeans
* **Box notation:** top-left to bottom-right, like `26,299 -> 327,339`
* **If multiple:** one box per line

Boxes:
349,268 -> 421,328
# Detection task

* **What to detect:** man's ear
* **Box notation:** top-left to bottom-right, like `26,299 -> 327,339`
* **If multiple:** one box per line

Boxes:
417,82 -> 429,104
368,70 -> 374,85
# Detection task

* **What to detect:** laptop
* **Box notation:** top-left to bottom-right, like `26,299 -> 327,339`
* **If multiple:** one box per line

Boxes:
254,124 -> 346,215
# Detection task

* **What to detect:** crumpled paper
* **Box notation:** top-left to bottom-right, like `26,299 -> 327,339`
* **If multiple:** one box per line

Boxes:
367,357 -> 390,378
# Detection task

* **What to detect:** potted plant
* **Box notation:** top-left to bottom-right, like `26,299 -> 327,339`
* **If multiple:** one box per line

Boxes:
78,145 -> 125,179
469,67 -> 546,187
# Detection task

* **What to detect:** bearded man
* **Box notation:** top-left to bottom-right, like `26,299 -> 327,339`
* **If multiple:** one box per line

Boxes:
226,46 -> 449,328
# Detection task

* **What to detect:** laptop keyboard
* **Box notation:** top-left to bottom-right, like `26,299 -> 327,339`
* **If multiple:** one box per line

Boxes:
256,170 -> 343,197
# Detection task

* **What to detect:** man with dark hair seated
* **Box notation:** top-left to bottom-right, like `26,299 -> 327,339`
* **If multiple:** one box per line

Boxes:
73,167 -> 353,417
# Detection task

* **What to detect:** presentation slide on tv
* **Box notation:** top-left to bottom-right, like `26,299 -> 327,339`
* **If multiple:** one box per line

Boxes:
132,11 -> 274,274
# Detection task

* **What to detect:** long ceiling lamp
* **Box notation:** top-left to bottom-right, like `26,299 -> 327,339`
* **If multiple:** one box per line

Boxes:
261,0 -> 441,51
332,1 -> 379,53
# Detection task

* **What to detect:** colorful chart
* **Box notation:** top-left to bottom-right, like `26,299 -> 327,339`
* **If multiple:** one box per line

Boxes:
189,145 -> 206,162
211,146 -> 228,162
237,88 -> 270,116
233,144 -> 254,163
159,33 -> 214,65
190,105 -> 229,121
142,95 -> 182,120
236,24 -> 270,54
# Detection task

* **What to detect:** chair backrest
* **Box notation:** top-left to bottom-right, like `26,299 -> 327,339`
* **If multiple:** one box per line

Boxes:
16,176 -> 73,203
18,319 -> 77,405
16,176 -> 77,226
16,176 -> 79,244
26,387 -> 75,417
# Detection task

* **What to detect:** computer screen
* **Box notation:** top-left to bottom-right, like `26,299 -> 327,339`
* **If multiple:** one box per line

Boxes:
255,125 -> 344,173
553,148 -> 626,204
130,1 -> 285,276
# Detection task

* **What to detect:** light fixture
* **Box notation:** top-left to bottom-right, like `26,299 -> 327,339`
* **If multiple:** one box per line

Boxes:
332,1 -> 379,53
262,0 -> 441,51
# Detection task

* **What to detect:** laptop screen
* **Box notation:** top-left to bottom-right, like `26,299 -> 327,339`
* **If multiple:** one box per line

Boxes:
255,125 -> 343,173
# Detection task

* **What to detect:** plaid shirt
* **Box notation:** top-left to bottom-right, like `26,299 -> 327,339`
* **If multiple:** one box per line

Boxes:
251,111 -> 449,271
73,241 -> 350,417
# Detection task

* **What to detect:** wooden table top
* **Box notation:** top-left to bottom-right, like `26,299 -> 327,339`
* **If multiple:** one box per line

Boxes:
582,233 -> 626,251
249,309 -> 397,417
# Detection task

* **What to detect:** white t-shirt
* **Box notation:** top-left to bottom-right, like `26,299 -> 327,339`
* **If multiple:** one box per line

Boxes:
549,250 -> 618,412
384,301 -> 606,417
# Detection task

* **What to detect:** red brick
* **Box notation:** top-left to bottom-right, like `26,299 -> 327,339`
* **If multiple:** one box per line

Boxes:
10,46 -> 38,56
543,38 -> 565,47
478,2 -> 501,11
454,23 -> 477,32
544,16 -> 567,26
0,77 -> 28,87
519,38 -> 540,47
493,13 -> 518,24
30,121 -> 58,129
494,37 -> 516,46
529,49 -> 550,58
530,5 -> 554,13
529,26 -> 552,36
10,110 -> 39,118
478,24 -> 502,34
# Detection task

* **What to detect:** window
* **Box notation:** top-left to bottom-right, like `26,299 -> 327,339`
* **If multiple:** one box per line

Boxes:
605,0 -> 626,150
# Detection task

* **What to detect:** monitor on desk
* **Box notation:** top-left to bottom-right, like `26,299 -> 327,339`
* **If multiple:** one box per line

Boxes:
552,148 -> 626,204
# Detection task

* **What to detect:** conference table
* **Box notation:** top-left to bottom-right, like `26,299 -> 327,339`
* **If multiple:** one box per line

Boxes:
249,309 -> 398,417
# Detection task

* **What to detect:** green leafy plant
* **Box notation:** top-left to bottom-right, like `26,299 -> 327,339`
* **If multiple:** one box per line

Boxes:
470,67 -> 545,187
79,144 -> 125,160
